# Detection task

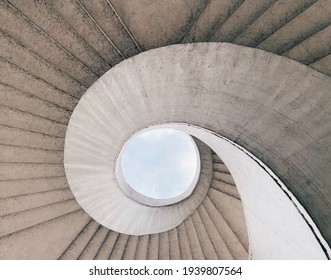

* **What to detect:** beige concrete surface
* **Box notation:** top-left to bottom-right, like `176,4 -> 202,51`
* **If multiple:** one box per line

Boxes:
63,43 -> 329,259
1,0 -> 330,259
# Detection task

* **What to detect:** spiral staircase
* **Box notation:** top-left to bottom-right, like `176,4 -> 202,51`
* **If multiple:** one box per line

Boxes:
0,0 -> 330,259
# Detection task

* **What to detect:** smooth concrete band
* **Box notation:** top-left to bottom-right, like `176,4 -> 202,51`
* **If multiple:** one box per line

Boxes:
158,122 -> 330,259
64,43 -> 331,256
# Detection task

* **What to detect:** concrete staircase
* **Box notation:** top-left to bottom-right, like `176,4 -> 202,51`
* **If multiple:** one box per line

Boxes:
0,150 -> 249,259
1,0 -> 329,259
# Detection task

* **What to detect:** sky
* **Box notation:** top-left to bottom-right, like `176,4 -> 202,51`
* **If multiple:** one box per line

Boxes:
121,128 -> 198,199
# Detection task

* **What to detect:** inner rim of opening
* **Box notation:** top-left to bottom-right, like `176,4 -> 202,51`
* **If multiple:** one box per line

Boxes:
119,128 -> 199,200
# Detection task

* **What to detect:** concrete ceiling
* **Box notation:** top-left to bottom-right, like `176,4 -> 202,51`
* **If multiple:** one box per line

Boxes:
0,0 -> 330,259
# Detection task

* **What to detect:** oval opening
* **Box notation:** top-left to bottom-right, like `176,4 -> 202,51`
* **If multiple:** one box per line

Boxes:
120,128 -> 199,199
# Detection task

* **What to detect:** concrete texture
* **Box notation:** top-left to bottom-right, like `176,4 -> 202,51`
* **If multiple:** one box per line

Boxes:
1,0 -> 330,259
64,43 -> 329,259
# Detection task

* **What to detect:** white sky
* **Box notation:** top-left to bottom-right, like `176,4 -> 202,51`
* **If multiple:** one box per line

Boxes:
121,128 -> 198,199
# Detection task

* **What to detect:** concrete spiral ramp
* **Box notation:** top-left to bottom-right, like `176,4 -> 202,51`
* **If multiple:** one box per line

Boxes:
0,0 -> 330,260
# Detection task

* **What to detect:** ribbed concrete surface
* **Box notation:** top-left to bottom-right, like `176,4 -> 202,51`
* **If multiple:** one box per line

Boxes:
0,149 -> 248,259
59,153 -> 247,260
1,0 -> 330,259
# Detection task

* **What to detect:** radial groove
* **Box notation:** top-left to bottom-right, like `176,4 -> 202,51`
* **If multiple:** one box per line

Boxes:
191,210 -> 218,259
0,82 -> 73,117
177,222 -> 192,260
208,189 -> 249,252
78,225 -> 109,260
43,1 -> 113,69
0,206 -> 81,239
147,234 -> 159,260
106,0 -> 143,52
210,0 -> 278,43
197,204 -> 233,259
3,0 -> 103,78
134,235 -> 149,260
58,218 -> 93,260
257,0 -> 331,54
233,0 -> 318,47
109,234 -> 129,260
75,0 -> 126,60
122,235 -> 139,260
184,216 -> 205,259
203,196 -> 247,259
0,31 -> 87,97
